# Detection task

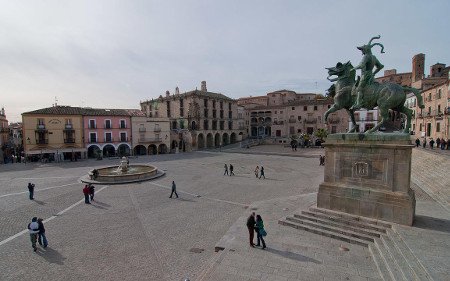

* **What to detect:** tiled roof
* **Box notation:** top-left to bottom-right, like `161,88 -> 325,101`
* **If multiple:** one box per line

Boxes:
22,106 -> 144,116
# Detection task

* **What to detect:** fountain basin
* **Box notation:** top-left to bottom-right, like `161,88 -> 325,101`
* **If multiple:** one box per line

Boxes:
80,164 -> 165,185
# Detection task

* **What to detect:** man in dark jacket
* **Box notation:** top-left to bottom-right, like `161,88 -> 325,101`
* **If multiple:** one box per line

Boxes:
37,218 -> 48,248
246,212 -> 256,247
28,183 -> 35,200
170,181 -> 178,198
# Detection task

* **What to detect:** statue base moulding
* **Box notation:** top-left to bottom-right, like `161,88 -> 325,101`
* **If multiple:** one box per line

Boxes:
317,133 -> 415,226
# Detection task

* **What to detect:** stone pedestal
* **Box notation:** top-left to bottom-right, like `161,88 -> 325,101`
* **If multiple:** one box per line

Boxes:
317,133 -> 415,225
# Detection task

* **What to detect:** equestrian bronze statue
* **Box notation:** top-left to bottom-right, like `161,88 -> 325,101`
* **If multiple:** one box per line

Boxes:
324,35 -> 424,134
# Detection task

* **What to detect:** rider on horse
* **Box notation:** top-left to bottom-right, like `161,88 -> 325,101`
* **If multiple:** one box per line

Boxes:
350,35 -> 385,110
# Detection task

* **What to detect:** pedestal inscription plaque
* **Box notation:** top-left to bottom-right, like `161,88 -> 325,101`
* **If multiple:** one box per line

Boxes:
317,133 -> 416,225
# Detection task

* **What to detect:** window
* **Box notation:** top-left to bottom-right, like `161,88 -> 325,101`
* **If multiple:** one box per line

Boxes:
428,93 -> 432,101
275,111 -> 277,114
280,111 -> 283,114
303,106 -> 307,111
437,89 -> 442,99
436,122 -> 440,132
105,132 -> 112,142
289,126 -> 295,134
297,116 -> 302,121
120,120 -> 126,129
204,99 -> 208,107
292,107 -> 295,110
89,132 -> 97,143
89,119 -> 96,129
314,105 -> 318,111
438,105 -> 441,114
220,101 -> 223,109
167,101 -> 171,117
120,132 -> 127,142
203,120 -> 209,130
328,105 -> 331,109
105,119 -> 111,129
419,124 -> 423,131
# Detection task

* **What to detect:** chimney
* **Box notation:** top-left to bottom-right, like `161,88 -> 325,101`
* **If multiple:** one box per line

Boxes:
165,90 -> 170,98
201,81 -> 207,92
175,86 -> 180,95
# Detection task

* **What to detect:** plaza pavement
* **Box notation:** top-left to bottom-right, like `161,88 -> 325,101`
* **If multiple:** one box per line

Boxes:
0,145 -> 448,281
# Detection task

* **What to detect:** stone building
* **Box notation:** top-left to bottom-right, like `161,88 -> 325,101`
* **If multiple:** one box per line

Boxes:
0,108 -> 9,163
238,90 -> 347,139
131,114 -> 170,155
140,81 -> 246,151
414,81 -> 449,141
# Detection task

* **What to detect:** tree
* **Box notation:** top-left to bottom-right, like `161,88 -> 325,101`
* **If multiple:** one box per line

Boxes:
314,128 -> 328,141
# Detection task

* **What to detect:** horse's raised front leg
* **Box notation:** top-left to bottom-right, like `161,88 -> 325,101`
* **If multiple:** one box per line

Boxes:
324,105 -> 339,123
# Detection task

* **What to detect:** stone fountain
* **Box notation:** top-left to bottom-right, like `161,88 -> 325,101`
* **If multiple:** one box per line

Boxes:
81,157 -> 165,185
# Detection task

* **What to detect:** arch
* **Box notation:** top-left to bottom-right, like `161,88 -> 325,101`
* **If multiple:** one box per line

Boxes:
197,133 -> 205,149
158,144 -> 167,154
148,144 -> 157,155
133,145 -> 147,156
251,127 -> 258,137
117,144 -> 131,157
230,132 -> 237,144
222,133 -> 229,145
258,117 -> 264,123
214,133 -> 221,147
265,117 -> 272,123
206,133 -> 214,148
87,145 -> 101,158
251,117 -> 258,123
103,144 -> 115,157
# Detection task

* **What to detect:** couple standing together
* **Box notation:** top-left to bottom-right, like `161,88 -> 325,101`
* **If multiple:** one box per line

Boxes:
246,212 -> 267,249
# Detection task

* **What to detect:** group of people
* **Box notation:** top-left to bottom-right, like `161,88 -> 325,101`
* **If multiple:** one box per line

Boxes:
246,212 -> 267,249
27,217 -> 48,251
415,138 -> 450,150
82,184 -> 95,204
254,166 -> 265,179
223,164 -> 235,176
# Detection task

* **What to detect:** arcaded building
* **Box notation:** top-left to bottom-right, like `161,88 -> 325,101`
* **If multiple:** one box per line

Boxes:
140,81 -> 247,151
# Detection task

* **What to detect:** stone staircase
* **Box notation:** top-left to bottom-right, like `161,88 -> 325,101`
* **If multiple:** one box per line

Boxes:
279,207 -> 433,281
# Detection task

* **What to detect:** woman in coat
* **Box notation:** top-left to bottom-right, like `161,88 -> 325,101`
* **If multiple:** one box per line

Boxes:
255,215 -> 267,249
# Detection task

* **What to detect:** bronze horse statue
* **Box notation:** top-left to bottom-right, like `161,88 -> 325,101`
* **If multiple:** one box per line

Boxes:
324,61 -> 424,133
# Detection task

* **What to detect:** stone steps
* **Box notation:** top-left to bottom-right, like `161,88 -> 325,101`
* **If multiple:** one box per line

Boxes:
280,207 -> 433,281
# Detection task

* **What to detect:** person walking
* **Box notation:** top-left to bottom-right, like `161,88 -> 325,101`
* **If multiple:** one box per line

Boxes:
89,184 -> 95,201
37,218 -> 48,248
429,138 -> 435,149
170,181 -> 178,198
229,164 -> 235,176
415,138 -> 420,147
254,166 -> 259,178
255,215 -> 267,249
436,138 -> 441,149
223,164 -> 229,176
246,212 -> 256,247
83,185 -> 90,204
422,138 -> 427,148
28,217 -> 40,252
441,139 -> 447,150
259,166 -> 265,179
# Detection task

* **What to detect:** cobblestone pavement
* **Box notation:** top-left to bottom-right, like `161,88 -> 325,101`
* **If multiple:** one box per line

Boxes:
0,146 -> 449,281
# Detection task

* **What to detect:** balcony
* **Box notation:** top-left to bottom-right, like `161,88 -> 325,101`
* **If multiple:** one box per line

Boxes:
305,118 -> 317,124
64,138 -> 75,144
119,137 -> 129,142
89,139 -> 98,143
138,137 -> 162,143
139,127 -> 146,132
154,127 -> 161,132
88,125 -> 97,129
36,139 -> 48,145
119,125 -> 127,129
104,125 -> 112,129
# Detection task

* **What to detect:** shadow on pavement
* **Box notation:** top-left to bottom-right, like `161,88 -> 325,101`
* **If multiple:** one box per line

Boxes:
36,247 -> 66,265
266,248 -> 322,264
92,200 -> 111,208
33,200 -> 46,205
413,215 -> 450,233
174,197 -> 197,203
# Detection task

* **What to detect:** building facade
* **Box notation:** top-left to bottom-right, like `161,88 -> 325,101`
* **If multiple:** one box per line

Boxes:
22,106 -> 85,161
239,91 -> 348,139
131,116 -> 170,155
140,81 -> 246,152
0,108 -> 9,163
414,81 -> 450,140
83,109 -> 135,158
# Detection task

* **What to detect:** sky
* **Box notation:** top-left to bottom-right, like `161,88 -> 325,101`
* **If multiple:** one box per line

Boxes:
1,0 -> 449,122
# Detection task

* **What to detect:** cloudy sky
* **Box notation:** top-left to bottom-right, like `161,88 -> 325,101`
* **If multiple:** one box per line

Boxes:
1,0 -> 449,122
